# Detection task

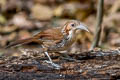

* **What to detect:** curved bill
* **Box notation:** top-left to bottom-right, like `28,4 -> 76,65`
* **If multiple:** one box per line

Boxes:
76,23 -> 89,32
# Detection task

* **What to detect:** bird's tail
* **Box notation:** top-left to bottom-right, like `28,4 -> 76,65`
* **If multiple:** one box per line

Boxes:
5,38 -> 35,48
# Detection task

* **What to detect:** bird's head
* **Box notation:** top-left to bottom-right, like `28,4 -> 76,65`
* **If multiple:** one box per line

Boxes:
62,20 -> 89,39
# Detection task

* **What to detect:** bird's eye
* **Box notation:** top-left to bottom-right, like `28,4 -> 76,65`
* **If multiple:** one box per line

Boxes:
71,23 -> 75,27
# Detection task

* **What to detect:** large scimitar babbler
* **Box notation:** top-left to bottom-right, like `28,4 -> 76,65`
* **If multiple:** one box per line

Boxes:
6,20 -> 89,69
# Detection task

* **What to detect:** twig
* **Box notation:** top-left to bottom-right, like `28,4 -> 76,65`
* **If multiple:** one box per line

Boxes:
90,0 -> 104,50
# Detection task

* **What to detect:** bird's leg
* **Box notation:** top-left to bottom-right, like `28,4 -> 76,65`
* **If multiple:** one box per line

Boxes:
44,51 -> 61,69
42,45 -> 61,69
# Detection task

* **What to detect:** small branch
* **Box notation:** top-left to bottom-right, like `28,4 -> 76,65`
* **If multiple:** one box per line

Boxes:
90,0 -> 104,50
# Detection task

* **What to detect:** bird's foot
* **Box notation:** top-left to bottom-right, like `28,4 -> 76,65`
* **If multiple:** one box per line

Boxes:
44,60 -> 62,69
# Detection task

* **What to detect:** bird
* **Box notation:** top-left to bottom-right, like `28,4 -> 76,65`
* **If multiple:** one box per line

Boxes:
6,20 -> 89,69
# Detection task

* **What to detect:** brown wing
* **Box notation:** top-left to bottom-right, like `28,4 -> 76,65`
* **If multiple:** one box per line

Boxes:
6,27 -> 63,48
33,27 -> 64,47
34,27 -> 63,40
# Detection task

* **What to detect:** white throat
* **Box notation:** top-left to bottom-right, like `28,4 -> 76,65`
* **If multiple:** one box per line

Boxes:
67,30 -> 73,40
